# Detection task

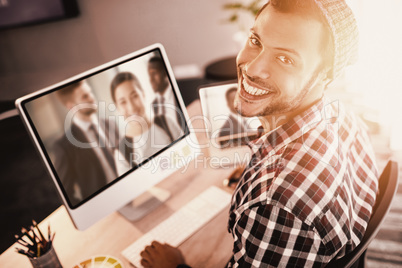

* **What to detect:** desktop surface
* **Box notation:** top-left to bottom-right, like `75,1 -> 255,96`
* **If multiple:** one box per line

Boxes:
0,158 -> 236,267
0,100 -> 236,267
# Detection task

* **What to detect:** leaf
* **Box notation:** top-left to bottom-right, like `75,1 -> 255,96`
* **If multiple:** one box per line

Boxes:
223,3 -> 245,10
229,14 -> 239,22
248,0 -> 264,15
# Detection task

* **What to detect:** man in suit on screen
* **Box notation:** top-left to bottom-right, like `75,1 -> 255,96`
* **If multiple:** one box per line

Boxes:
53,80 -> 119,206
148,56 -> 183,143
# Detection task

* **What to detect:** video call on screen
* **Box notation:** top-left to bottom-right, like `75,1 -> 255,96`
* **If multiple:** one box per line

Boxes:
24,49 -> 186,207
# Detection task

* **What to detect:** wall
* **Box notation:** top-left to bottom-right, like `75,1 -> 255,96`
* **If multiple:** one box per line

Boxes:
0,0 -> 243,100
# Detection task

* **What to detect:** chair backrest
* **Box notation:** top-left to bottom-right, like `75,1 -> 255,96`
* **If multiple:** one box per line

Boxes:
326,160 -> 399,268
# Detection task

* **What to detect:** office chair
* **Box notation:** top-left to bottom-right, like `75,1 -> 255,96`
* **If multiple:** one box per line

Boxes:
326,160 -> 399,268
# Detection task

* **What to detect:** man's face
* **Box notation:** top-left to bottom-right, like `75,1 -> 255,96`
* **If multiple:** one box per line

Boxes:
235,5 -> 328,119
68,82 -> 97,116
148,64 -> 168,94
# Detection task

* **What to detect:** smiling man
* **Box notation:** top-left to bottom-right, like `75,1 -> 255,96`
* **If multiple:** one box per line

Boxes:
236,3 -> 331,123
140,1 -> 379,267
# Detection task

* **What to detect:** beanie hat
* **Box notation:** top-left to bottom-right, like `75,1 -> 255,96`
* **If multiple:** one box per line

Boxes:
313,0 -> 359,79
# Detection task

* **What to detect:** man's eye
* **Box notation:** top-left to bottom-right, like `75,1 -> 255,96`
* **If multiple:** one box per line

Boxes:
277,55 -> 294,65
249,36 -> 260,47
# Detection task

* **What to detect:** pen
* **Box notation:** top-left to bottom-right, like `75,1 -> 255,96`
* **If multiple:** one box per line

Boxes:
32,219 -> 47,242
48,224 -> 51,242
14,219 -> 56,260
21,228 -> 39,251
31,225 -> 47,250
37,244 -> 40,257
15,248 -> 35,258
14,235 -> 30,247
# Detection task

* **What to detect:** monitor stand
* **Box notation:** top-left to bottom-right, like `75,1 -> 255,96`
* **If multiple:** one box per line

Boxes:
118,187 -> 171,221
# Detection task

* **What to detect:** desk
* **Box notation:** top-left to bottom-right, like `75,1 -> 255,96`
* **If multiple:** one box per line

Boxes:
0,100 -> 237,267
0,163 -> 236,267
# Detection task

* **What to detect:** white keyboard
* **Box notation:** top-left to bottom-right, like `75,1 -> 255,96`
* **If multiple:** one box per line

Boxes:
121,186 -> 232,267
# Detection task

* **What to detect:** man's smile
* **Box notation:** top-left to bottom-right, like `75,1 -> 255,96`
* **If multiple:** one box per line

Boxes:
238,72 -> 275,104
242,77 -> 271,96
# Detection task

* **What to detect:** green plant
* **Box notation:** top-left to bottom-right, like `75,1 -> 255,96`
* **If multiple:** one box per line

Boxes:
223,0 -> 264,24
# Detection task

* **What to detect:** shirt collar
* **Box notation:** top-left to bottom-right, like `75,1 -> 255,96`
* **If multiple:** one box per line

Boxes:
248,97 -> 327,156
155,84 -> 173,100
73,114 -> 98,131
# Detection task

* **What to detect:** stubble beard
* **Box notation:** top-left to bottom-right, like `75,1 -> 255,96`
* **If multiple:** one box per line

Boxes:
236,67 -> 321,118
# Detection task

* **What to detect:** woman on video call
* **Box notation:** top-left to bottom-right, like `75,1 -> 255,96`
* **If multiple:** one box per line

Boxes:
110,72 -> 171,175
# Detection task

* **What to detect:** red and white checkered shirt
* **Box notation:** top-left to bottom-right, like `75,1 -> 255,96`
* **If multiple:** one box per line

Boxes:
227,97 -> 379,267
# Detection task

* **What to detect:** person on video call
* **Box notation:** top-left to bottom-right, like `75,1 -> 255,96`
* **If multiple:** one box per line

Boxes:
139,0 -> 379,267
218,86 -> 252,137
110,72 -> 171,176
148,56 -> 183,142
53,80 -> 119,205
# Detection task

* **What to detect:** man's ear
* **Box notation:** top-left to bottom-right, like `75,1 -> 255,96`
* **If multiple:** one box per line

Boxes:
320,67 -> 333,88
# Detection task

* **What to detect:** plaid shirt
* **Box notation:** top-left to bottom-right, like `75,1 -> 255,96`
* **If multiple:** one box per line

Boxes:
227,97 -> 379,267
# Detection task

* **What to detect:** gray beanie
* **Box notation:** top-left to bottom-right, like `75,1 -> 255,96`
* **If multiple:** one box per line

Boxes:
313,0 -> 359,79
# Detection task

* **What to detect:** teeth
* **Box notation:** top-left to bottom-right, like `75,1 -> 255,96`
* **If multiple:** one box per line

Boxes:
242,79 -> 270,96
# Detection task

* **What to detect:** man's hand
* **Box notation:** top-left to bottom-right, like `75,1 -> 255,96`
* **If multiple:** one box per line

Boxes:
140,241 -> 186,268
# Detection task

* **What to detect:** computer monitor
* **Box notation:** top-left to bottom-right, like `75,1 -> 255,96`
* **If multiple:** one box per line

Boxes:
199,82 -> 261,165
15,43 -> 201,230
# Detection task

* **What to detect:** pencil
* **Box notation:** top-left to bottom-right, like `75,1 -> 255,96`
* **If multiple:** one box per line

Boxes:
32,220 -> 47,242
48,224 -> 51,242
14,220 -> 55,260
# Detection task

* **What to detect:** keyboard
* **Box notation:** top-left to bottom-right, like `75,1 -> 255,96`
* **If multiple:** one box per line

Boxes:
121,185 -> 232,267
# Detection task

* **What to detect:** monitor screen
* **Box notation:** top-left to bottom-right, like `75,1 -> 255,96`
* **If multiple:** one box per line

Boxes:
16,44 -> 200,230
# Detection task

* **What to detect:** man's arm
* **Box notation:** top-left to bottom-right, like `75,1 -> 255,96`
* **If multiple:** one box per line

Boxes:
228,204 -> 326,267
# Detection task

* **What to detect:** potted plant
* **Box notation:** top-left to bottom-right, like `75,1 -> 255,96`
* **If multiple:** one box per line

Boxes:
223,0 -> 265,47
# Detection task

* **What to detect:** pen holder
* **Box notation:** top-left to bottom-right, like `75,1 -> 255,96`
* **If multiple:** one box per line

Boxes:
28,245 -> 63,268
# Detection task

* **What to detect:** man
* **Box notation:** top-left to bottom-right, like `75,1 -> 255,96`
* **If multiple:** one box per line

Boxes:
148,56 -> 183,142
53,80 -> 119,206
140,0 -> 379,267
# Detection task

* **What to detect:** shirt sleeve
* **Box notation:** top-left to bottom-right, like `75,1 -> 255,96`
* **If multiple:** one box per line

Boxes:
228,204 -> 327,268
